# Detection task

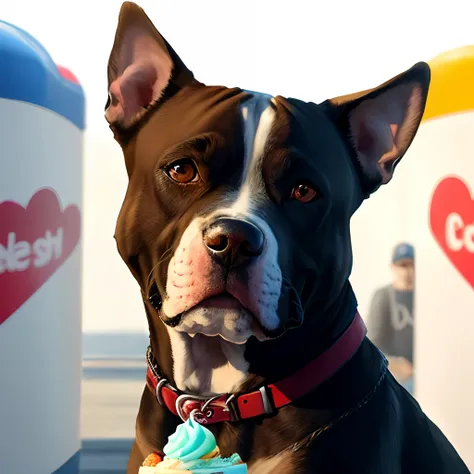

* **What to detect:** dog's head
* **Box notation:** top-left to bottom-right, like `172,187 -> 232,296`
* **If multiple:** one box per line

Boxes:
106,3 -> 429,393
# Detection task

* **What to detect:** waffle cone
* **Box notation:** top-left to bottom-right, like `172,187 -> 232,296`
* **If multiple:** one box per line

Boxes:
200,446 -> 221,459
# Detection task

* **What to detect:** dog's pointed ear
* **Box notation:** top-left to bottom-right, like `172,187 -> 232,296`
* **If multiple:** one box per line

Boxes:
323,62 -> 430,196
106,2 -> 195,134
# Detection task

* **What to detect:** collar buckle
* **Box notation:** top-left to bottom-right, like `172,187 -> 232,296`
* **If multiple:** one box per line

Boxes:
175,393 -> 239,424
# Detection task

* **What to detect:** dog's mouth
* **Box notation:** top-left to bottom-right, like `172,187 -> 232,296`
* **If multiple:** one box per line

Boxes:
161,292 -> 273,344
198,293 -> 243,310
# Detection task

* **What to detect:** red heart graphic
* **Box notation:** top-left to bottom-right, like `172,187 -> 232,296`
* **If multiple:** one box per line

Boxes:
0,188 -> 81,324
429,176 -> 474,289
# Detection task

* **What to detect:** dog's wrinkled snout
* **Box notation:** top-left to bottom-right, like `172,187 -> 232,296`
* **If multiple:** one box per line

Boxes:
203,217 -> 264,267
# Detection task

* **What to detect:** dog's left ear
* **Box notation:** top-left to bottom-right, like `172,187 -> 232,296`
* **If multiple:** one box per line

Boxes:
106,2 -> 195,134
323,62 -> 430,196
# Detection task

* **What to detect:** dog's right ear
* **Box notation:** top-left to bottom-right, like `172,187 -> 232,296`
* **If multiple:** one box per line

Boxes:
106,2 -> 195,136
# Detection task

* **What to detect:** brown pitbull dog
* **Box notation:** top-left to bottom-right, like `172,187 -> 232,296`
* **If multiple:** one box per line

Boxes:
105,3 -> 470,473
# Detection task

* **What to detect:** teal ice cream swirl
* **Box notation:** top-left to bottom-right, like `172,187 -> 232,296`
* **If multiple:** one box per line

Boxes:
163,416 -> 217,462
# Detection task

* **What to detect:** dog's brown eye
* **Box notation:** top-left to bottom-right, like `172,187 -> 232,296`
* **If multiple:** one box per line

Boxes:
166,159 -> 199,184
290,183 -> 319,203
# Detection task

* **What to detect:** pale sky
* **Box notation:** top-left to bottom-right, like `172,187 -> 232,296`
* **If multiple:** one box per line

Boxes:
3,0 -> 473,332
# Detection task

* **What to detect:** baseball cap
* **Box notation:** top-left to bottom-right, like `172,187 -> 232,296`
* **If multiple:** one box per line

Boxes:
392,242 -> 414,264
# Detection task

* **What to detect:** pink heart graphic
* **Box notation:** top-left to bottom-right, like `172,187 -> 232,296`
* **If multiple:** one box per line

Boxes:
429,175 -> 474,290
0,188 -> 81,324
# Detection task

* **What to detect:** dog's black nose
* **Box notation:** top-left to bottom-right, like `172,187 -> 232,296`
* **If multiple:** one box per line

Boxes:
203,217 -> 264,267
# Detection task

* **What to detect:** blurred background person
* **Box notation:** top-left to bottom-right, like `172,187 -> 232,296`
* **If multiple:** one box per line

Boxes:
367,243 -> 415,393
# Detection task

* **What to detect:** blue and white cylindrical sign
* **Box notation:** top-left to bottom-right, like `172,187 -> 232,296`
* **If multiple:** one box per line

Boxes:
0,20 -> 85,474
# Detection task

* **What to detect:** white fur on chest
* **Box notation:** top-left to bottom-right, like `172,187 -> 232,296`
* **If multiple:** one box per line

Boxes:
249,452 -> 294,474
167,327 -> 249,395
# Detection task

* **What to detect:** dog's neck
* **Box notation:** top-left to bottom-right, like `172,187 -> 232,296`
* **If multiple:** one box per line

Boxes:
245,282 -> 358,383
145,282 -> 358,396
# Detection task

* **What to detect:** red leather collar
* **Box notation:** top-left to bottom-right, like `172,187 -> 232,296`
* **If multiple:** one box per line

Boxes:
146,312 -> 366,425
